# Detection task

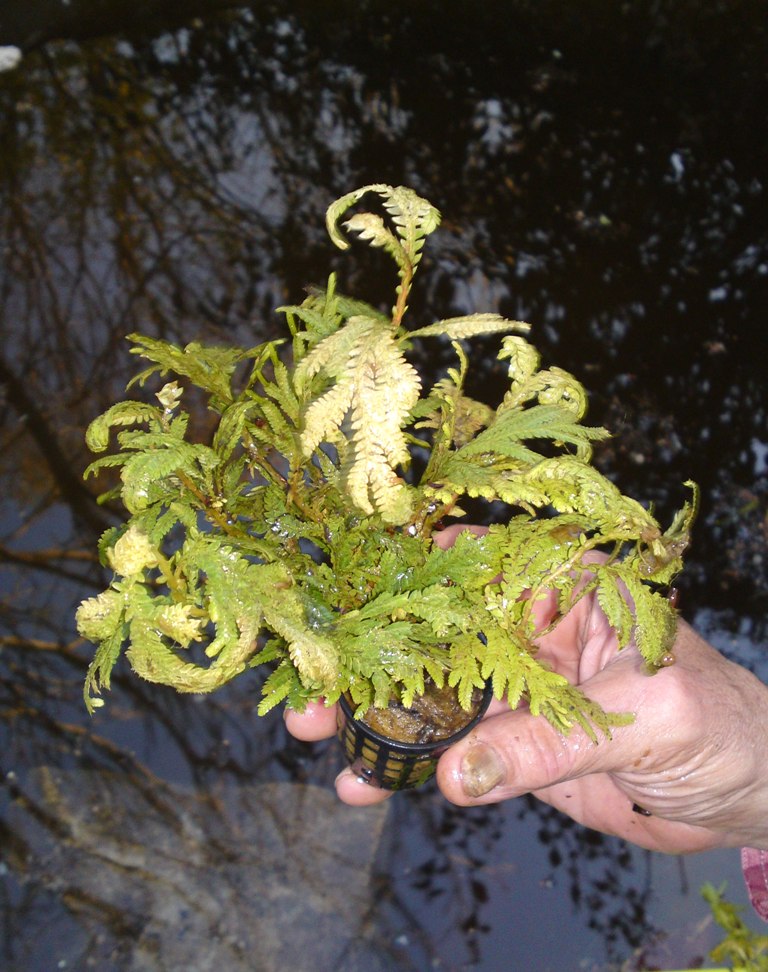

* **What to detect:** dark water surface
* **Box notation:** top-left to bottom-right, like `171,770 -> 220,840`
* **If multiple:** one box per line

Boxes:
1,2 -> 767,969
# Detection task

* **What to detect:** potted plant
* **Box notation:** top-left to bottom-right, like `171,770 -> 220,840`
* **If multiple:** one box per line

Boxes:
76,183 -> 696,789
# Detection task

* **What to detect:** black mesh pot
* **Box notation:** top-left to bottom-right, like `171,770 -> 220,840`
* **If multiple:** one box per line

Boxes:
337,682 -> 494,791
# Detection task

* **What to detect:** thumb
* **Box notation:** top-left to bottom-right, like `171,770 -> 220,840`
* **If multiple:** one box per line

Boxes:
436,675 -> 638,807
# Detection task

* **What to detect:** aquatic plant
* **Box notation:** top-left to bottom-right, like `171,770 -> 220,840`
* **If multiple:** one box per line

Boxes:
702,882 -> 768,971
76,183 -> 696,741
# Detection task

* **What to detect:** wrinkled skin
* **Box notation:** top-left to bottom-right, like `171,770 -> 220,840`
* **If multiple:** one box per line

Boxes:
285,526 -> 768,853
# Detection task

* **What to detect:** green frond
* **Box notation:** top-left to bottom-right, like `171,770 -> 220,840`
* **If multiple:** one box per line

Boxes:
118,450 -> 189,513
496,517 -> 589,609
127,333 -> 263,404
595,566 -> 637,649
413,342 -> 482,457
612,566 -> 678,667
475,627 -> 526,704
81,565 -> 230,706
183,536 -> 273,639
83,452 -> 133,479
281,276 -> 391,358
85,400 -> 162,453
450,396 -> 496,447
352,587 -> 469,636
336,529 -> 425,601
425,457 -> 532,506
447,632 -> 487,709
322,289 -> 390,325
407,529 -> 504,591
211,399 -> 257,461
258,398 -> 297,452
499,337 -> 590,416
457,404 -> 609,463
278,300 -> 331,346
266,359 -> 301,423
537,367 -> 589,419
114,427 -> 203,455
255,484 -> 327,547
509,650 -> 609,740
119,441 -> 219,513
280,275 -> 348,354
124,618 -> 243,694
548,689 -> 634,742
83,624 -> 126,713
447,624 -> 631,739
261,584 -> 340,689
518,457 -> 650,529
257,660 -> 304,715
345,677 -> 375,714
138,500 -> 193,548
87,543 -> 289,703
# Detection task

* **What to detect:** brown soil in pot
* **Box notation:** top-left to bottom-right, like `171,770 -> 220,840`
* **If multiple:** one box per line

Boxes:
360,679 -> 486,745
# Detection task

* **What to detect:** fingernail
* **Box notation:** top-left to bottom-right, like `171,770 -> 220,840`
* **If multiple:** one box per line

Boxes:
337,764 -> 381,789
460,743 -> 506,797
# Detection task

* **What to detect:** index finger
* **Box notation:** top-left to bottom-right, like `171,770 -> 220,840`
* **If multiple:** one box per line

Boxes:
284,700 -> 338,741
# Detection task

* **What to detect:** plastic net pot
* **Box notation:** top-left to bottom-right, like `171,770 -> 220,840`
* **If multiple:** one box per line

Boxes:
336,682 -> 494,791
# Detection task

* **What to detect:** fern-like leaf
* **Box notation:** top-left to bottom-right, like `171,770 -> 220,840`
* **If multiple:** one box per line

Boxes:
257,660 -> 304,715
343,212 -> 406,269
519,457 -> 652,532
212,399 -> 257,462
85,401 -> 162,453
594,565 -> 637,649
298,316 -> 421,521
127,333 -> 265,405
119,442 -> 218,513
294,315 -> 375,396
342,328 -> 421,520
261,585 -> 341,689
611,564 -> 678,667
447,631 -> 487,709
457,404 -> 609,463
326,183 -> 441,272
499,334 -> 541,384
410,313 -> 530,341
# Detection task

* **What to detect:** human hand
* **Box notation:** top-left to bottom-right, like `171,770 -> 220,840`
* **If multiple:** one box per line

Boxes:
284,529 -> 768,852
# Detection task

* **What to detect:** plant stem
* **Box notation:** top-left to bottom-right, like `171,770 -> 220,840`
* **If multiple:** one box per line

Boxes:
175,469 -> 240,538
392,260 -> 413,329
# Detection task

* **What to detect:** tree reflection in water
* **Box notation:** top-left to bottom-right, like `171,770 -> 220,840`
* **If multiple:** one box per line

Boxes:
1,3 -> 767,970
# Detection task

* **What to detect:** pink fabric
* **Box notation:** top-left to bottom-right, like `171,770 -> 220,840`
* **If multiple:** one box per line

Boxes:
741,847 -> 768,920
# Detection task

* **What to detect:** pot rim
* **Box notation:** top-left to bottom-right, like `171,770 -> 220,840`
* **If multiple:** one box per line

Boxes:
338,680 -> 494,755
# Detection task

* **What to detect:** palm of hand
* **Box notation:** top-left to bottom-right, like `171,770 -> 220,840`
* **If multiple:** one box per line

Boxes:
489,590 -> 766,853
